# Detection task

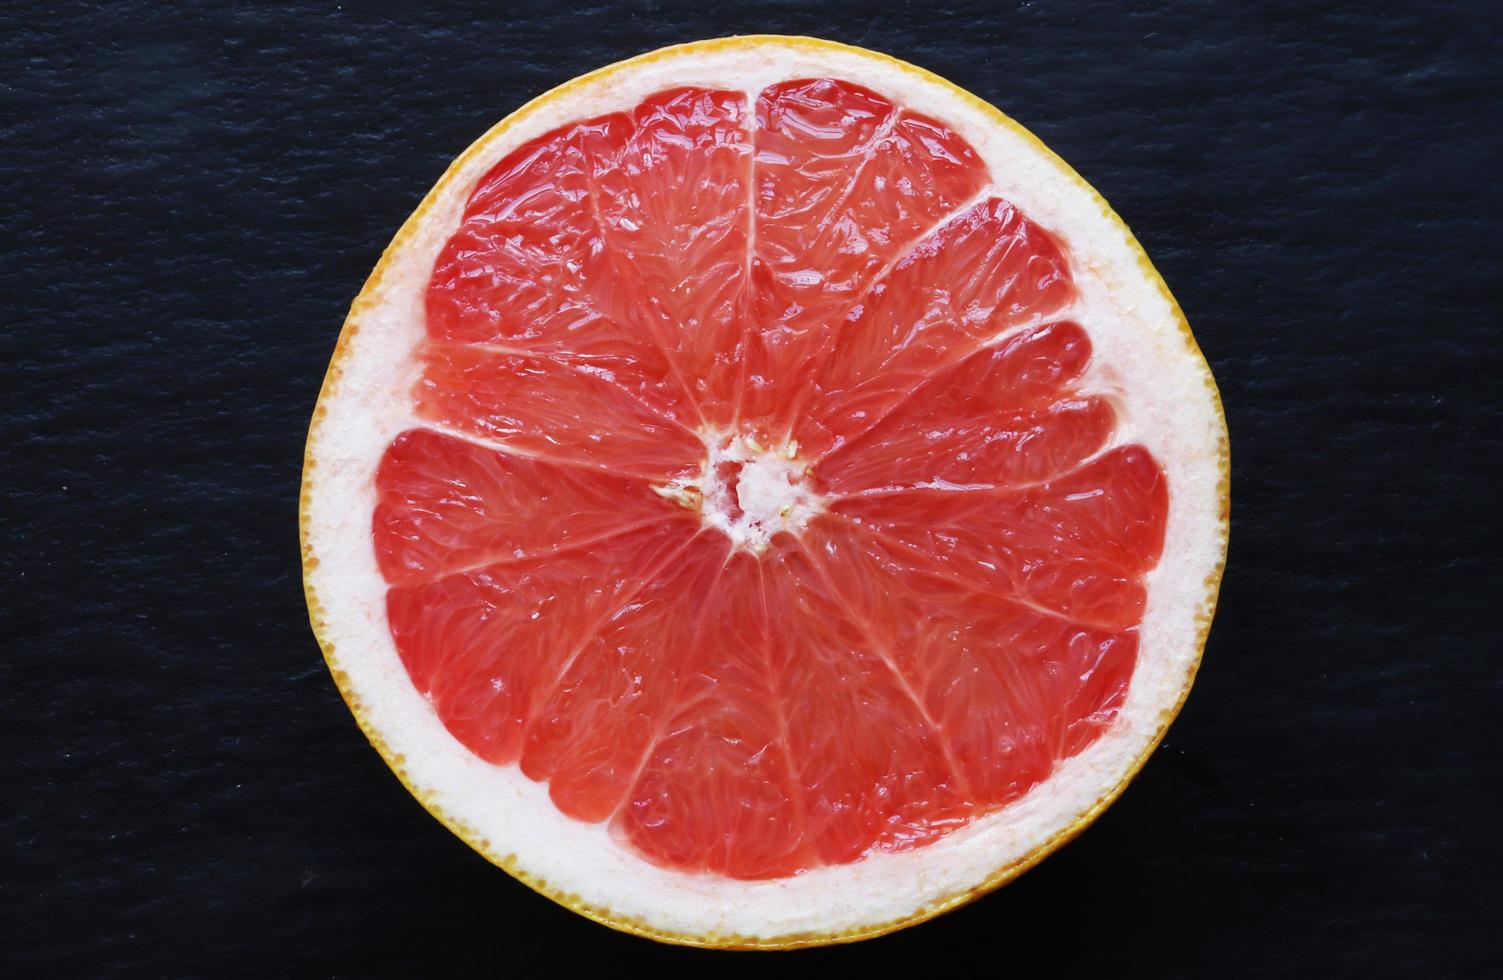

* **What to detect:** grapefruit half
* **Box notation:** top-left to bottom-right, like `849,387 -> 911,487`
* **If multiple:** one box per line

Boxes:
301,36 -> 1229,947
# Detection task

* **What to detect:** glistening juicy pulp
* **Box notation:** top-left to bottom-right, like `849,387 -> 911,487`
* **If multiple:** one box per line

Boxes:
373,80 -> 1169,879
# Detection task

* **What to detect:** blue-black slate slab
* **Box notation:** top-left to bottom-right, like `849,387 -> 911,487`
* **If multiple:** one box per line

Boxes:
3,1 -> 1500,976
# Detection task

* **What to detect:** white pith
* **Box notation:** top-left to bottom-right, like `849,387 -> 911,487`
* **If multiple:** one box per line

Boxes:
655,431 -> 821,553
303,38 -> 1227,942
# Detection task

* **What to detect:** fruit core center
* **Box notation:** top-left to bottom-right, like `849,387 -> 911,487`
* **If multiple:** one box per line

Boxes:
655,432 -> 822,553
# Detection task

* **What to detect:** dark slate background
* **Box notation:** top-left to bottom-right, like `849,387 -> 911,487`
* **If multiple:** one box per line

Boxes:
5,1 -> 1500,976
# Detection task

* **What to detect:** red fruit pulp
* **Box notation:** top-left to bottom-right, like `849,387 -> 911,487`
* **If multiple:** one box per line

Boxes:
373,80 -> 1168,879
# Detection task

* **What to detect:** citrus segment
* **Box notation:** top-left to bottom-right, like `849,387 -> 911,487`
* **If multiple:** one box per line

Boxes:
427,89 -> 752,428
763,534 -> 977,863
383,517 -> 697,765
794,518 -> 1136,802
416,345 -> 701,478
516,531 -> 731,823
794,197 -> 1075,458
593,88 -> 752,423
832,445 -> 1169,629
373,427 -> 680,585
618,552 -> 815,878
813,320 -> 1112,492
741,78 -> 990,433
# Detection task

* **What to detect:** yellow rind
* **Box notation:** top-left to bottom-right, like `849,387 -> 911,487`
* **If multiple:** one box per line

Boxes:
300,34 -> 1231,950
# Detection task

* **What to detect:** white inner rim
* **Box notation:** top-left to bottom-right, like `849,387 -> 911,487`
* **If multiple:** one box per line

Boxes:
304,39 -> 1225,940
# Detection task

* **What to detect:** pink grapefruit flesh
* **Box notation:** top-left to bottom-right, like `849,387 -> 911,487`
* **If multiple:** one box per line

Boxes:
372,77 -> 1169,881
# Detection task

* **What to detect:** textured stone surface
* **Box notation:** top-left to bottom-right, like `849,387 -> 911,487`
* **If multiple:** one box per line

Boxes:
4,1 -> 1499,975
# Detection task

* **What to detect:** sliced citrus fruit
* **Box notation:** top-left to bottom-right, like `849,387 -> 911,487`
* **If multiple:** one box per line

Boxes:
301,36 -> 1229,947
